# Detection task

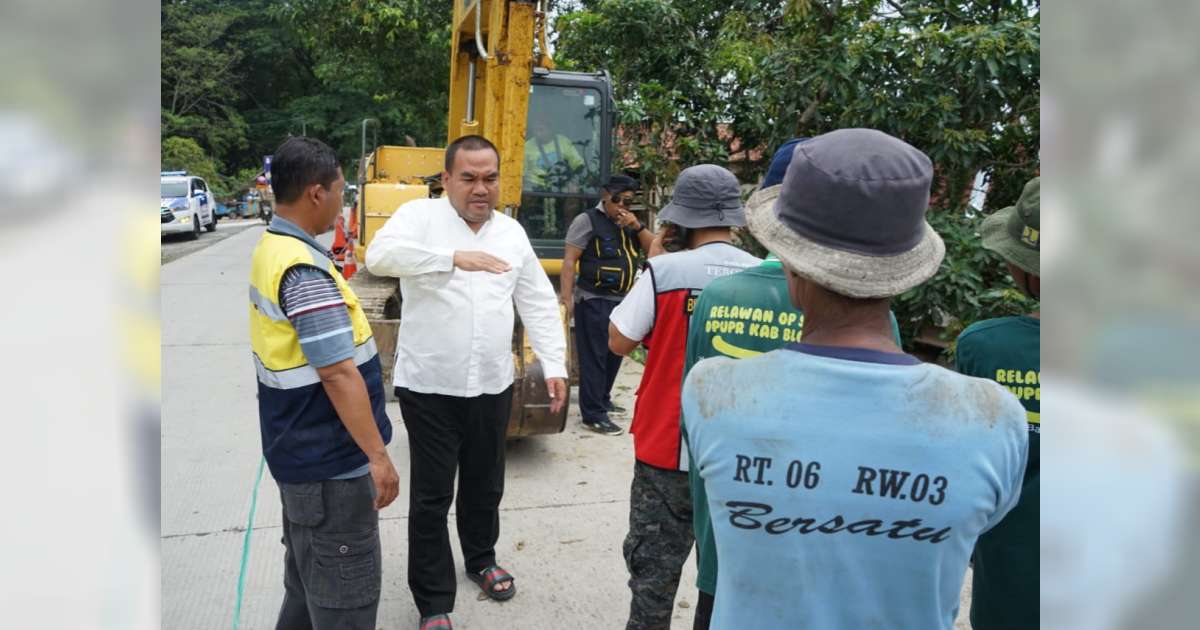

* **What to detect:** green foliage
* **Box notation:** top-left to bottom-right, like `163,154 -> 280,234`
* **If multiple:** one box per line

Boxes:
161,1 -> 249,164
556,0 -> 1040,347
161,136 -> 226,195
161,0 -> 452,187
269,0 -> 453,155
893,209 -> 1035,347
556,0 -> 790,199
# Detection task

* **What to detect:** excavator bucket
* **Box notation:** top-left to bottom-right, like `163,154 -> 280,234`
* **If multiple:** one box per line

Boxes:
507,308 -> 571,437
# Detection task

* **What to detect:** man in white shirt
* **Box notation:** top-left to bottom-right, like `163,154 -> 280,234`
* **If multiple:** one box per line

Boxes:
365,135 -> 568,630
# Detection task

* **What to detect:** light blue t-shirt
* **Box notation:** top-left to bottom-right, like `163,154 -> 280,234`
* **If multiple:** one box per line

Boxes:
682,344 -> 1028,630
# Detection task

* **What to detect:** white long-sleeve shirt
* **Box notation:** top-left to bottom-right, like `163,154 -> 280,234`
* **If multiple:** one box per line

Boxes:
365,196 -> 568,397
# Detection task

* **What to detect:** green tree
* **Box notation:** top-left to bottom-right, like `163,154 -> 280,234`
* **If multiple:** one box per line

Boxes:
751,0 -> 1040,212
161,0 -> 250,165
556,0 -> 791,201
160,0 -> 454,184
268,0 -> 453,163
556,0 -> 1040,344
161,136 -> 226,194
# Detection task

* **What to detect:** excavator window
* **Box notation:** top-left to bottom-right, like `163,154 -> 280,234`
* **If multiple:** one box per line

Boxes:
522,84 -> 603,195
519,82 -> 609,255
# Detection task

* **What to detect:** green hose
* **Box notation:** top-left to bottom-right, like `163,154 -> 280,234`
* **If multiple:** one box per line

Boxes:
232,457 -> 266,630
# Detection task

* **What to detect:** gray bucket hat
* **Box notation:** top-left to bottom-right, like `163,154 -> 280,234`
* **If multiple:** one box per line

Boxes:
658,164 -> 746,229
745,128 -> 945,298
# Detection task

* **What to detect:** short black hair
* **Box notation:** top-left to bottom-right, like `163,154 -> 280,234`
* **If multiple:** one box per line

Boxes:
603,174 -> 640,195
445,135 -> 499,172
271,137 -> 341,204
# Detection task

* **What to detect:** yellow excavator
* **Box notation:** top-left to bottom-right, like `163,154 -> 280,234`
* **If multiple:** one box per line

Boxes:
349,0 -> 617,436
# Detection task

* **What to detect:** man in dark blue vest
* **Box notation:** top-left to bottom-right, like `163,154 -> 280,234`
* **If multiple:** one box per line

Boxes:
249,136 -> 399,629
560,175 -> 653,435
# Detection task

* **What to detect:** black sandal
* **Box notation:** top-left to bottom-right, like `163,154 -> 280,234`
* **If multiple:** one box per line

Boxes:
468,565 -> 517,601
418,613 -> 452,630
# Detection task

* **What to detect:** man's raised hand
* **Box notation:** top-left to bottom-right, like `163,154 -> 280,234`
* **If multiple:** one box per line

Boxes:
615,209 -> 641,230
454,250 -> 512,274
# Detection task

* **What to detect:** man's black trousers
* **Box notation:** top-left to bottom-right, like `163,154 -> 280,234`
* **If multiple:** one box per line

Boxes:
396,385 -> 514,617
574,297 -> 624,424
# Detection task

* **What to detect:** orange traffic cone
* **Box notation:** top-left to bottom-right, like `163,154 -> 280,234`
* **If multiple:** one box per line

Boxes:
348,204 -> 359,241
332,215 -> 347,271
343,240 -> 358,279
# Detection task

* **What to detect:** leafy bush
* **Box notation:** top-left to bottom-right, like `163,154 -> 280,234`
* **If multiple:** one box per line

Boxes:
892,209 -> 1035,351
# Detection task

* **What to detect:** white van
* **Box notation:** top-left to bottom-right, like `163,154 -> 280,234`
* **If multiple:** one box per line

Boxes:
161,171 -> 217,239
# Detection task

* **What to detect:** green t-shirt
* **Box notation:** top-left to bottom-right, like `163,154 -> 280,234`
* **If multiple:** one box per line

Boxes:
955,315 -> 1040,630
681,259 -> 902,595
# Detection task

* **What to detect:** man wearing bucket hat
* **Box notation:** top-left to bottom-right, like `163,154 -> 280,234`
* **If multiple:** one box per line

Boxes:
681,129 -> 1029,628
678,138 -> 902,630
955,176 -> 1040,630
608,164 -> 761,630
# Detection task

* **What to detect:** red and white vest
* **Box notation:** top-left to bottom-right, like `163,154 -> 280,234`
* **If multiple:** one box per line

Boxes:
632,242 -> 760,470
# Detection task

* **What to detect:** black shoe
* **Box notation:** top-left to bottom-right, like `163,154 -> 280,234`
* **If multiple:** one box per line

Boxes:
583,418 -> 624,436
605,401 -> 627,413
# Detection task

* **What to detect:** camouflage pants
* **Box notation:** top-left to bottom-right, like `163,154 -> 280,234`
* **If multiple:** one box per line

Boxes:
624,461 -> 694,630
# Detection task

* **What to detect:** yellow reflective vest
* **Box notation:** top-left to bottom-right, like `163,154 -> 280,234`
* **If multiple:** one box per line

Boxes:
248,228 -> 391,482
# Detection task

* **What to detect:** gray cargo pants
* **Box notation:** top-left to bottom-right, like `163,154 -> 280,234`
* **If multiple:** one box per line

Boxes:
276,474 -> 381,630
624,461 -> 695,630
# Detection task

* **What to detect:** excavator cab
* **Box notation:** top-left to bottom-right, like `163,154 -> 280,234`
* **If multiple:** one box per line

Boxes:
518,69 -> 616,263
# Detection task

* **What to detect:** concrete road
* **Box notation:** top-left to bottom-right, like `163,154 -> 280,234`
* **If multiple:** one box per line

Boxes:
161,217 -> 264,265
161,224 -> 973,629
162,224 -> 701,629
